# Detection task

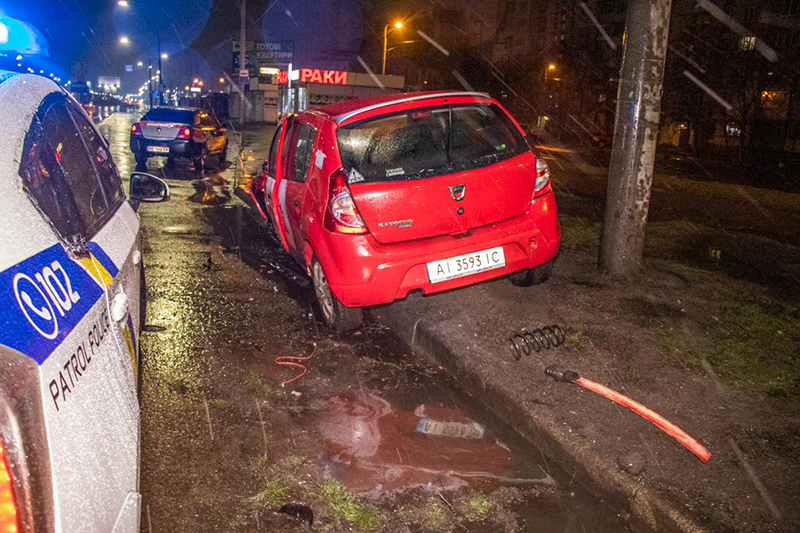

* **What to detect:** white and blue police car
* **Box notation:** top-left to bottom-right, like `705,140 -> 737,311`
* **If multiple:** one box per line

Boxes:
0,71 -> 168,532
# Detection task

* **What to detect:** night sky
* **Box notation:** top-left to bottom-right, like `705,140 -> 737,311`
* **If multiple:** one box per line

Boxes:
1,0 -> 371,93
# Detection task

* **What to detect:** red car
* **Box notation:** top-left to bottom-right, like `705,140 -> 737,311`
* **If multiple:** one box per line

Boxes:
251,91 -> 560,331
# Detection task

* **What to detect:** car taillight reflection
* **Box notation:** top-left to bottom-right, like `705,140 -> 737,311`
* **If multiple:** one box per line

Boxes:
176,127 -> 192,139
324,168 -> 368,234
130,123 -> 142,135
0,440 -> 18,533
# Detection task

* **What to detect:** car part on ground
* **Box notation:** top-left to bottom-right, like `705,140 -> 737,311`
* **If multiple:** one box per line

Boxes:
510,325 -> 565,360
544,367 -> 712,462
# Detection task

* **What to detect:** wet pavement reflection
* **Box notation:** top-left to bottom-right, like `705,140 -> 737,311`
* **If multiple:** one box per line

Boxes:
98,112 -> 627,532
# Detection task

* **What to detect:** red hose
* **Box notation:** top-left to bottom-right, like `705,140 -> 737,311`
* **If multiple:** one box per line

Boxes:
275,344 -> 317,385
575,377 -> 711,462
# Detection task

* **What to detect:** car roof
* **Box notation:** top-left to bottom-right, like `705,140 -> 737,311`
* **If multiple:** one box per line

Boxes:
310,91 -> 492,125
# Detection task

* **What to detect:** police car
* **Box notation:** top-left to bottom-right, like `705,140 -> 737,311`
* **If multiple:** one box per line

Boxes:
0,71 -> 168,532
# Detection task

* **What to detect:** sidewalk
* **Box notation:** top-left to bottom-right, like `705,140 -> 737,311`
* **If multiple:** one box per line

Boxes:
372,242 -> 800,532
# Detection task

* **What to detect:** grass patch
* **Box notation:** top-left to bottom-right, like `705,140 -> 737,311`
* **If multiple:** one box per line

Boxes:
559,216 -> 600,248
253,479 -> 287,508
245,372 -> 273,400
565,330 -> 587,350
319,480 -> 380,530
655,300 -> 800,396
467,495 -> 493,520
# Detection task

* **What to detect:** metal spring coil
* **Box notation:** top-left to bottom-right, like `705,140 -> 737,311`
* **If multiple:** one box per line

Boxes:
510,325 -> 566,360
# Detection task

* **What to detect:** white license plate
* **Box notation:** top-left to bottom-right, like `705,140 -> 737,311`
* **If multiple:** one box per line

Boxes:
147,145 -> 170,153
426,246 -> 506,284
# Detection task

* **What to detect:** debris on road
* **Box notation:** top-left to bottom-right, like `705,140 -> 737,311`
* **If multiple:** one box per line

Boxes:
544,367 -> 711,462
510,325 -> 566,360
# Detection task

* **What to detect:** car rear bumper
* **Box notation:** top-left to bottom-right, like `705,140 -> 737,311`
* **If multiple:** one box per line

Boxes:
315,190 -> 560,307
130,137 -> 202,158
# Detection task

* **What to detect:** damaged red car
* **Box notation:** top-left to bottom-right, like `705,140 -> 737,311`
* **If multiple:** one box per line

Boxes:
251,91 -> 560,331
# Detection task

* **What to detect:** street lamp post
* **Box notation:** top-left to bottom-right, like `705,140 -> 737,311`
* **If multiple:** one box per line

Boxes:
382,21 -> 403,76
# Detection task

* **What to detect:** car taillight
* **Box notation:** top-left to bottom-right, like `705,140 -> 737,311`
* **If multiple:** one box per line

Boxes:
176,127 -> 192,139
130,123 -> 142,136
324,168 -> 368,234
0,440 -> 18,533
534,156 -> 550,195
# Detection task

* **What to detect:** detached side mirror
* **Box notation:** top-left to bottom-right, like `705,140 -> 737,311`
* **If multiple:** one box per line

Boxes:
129,172 -> 170,211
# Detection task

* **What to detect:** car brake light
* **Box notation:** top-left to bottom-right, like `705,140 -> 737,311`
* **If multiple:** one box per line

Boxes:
324,168 -> 368,234
176,127 -> 192,139
0,440 -> 18,533
534,156 -> 550,195
130,123 -> 142,136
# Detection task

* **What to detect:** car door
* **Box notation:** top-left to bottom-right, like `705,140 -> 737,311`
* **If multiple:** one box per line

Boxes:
8,91 -> 141,532
276,120 -> 317,262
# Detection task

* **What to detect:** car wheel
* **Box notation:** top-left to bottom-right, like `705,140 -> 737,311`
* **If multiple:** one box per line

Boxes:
509,259 -> 554,287
193,147 -> 207,174
311,258 -> 363,333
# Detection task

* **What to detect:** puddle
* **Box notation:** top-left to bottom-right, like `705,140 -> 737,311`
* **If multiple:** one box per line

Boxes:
318,390 -> 554,497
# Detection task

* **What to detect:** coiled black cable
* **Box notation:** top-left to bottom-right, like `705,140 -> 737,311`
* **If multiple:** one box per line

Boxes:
510,325 -> 566,360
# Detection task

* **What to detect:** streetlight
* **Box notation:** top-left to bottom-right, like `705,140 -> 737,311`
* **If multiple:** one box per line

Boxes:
119,36 -> 130,44
219,77 -> 225,83
161,52 -> 168,59
118,0 -> 129,7
545,63 -> 560,82
382,21 -> 404,76
137,60 -> 143,67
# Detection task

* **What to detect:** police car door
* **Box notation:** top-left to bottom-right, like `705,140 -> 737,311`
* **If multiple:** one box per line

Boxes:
0,88 -> 141,532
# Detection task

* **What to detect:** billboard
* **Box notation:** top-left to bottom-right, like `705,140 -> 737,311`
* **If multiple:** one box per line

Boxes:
232,40 -> 293,77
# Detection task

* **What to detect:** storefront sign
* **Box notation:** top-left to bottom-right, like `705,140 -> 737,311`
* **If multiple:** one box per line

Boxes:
277,68 -> 348,85
232,40 -> 294,77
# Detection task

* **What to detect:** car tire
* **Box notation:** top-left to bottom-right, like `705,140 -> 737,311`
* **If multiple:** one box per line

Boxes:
193,147 -> 207,175
311,258 -> 363,333
135,152 -> 148,168
509,259 -> 554,287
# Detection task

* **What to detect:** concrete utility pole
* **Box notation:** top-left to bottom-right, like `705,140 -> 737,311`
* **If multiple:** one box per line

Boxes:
599,0 -> 672,277
239,0 -> 246,126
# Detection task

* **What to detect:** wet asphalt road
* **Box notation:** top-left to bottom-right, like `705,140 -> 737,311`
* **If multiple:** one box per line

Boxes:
98,111 -> 627,532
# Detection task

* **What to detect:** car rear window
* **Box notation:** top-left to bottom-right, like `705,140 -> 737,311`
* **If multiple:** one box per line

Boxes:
336,103 -> 528,183
142,108 -> 195,123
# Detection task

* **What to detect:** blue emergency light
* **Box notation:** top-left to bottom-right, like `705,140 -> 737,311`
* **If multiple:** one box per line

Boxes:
0,15 -> 49,56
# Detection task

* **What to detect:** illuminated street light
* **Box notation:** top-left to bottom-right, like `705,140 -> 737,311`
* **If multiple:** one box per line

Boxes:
15,54 -> 22,60
382,20 -> 405,76
119,36 -> 130,44
219,77 -> 225,83
118,0 -> 129,6
161,52 -> 168,59
137,61 -> 143,66
548,64 -> 556,70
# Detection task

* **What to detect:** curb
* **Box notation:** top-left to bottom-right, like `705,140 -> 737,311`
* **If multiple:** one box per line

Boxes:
371,308 -> 710,533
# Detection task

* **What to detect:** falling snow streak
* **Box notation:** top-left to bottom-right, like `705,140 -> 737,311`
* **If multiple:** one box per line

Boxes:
356,56 -> 385,89
579,2 -> 617,50
696,0 -> 778,62
682,70 -> 732,110
417,30 -> 450,56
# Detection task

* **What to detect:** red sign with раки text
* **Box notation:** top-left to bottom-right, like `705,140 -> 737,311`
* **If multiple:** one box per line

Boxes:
277,68 -> 348,85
